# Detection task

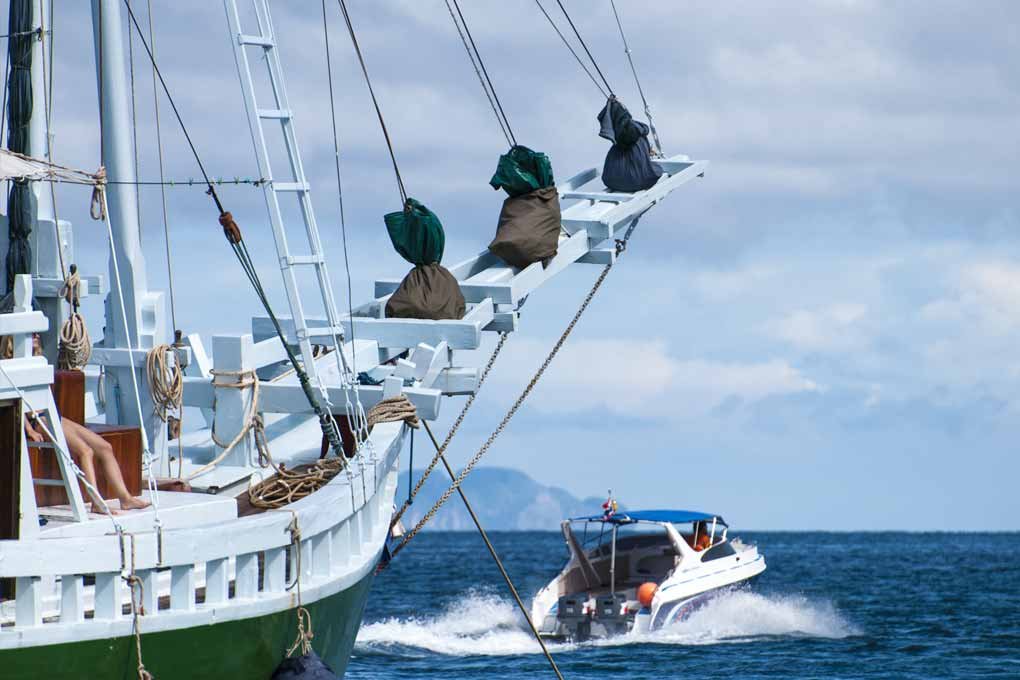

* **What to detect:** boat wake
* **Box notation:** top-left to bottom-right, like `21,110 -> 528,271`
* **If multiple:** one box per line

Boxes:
354,590 -> 857,657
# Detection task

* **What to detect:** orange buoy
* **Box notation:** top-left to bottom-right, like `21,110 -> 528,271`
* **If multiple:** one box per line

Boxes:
637,582 -> 658,608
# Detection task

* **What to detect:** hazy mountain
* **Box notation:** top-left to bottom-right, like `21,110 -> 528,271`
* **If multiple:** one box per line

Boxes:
394,467 -> 615,531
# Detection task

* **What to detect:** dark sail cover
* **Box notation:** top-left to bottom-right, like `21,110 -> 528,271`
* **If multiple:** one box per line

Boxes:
597,98 -> 662,193
487,146 -> 561,268
5,0 -> 35,294
385,263 -> 466,321
384,198 -> 445,266
383,199 -> 464,320
489,145 -> 555,198
489,186 -> 560,269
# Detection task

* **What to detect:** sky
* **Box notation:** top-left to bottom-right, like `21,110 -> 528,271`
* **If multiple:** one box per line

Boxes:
11,1 -> 1020,529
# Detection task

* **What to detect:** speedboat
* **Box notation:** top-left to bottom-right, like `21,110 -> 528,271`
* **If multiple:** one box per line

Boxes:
531,509 -> 766,640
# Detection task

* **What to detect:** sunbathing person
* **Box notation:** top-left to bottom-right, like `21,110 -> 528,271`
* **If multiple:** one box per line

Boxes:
17,333 -> 150,513
25,413 -> 151,513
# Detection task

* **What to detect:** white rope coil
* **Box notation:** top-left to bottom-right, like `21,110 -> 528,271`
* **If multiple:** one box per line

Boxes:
57,270 -> 92,370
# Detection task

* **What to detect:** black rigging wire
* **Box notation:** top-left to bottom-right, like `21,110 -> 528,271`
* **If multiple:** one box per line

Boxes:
334,0 -> 407,206
553,0 -> 614,96
609,0 -> 662,155
532,0 -> 608,98
446,0 -> 516,148
443,0 -> 512,148
321,0 -> 358,381
119,0 -> 221,211
118,0 -> 345,457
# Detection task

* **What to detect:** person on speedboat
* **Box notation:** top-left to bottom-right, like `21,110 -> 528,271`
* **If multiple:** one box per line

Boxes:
687,521 -> 712,551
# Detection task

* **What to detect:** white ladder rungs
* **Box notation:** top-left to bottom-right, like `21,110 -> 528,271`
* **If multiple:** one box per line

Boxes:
239,34 -> 273,47
258,108 -> 291,120
283,255 -> 324,266
273,182 -> 310,193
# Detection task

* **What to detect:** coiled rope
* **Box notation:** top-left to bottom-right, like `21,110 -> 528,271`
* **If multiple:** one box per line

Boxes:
247,396 -> 418,510
57,268 -> 91,370
144,344 -> 181,423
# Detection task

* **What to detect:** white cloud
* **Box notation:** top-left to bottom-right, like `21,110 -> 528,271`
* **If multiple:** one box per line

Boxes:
492,338 -> 819,419
763,303 -> 869,352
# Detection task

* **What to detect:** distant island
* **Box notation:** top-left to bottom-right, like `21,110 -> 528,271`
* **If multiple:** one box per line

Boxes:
394,467 -> 614,531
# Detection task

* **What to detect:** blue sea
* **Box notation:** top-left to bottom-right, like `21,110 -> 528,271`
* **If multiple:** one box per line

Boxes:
347,532 -> 1020,679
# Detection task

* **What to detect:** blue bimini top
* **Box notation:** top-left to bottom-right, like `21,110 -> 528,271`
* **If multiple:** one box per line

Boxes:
570,509 -> 725,526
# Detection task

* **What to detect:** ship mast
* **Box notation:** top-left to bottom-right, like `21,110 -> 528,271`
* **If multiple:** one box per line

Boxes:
90,0 -> 167,460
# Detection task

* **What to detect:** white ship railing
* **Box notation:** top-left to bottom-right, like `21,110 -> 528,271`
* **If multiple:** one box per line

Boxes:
0,421 -> 403,645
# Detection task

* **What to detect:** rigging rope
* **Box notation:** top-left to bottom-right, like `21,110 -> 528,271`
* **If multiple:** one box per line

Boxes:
553,0 -> 614,95
609,0 -> 662,157
389,331 -> 508,528
389,215 -> 646,561
121,0 -> 345,459
145,0 -> 177,334
321,0 -> 358,401
444,0 -> 515,148
334,0 -> 407,205
123,534 -> 153,680
533,0 -> 609,98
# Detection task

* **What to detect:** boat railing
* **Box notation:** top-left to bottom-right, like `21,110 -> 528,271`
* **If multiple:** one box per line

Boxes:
0,421 -> 401,640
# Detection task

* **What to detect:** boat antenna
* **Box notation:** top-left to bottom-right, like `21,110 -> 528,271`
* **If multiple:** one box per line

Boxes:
119,0 -> 346,458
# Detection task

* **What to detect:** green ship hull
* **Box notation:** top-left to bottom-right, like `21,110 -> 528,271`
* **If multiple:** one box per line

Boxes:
0,571 -> 375,680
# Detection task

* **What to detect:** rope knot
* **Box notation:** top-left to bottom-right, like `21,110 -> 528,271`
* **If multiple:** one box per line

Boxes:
90,166 -> 107,221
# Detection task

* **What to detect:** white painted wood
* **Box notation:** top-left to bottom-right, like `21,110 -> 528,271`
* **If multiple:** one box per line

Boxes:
15,576 -> 41,627
94,572 -> 122,620
0,310 -> 48,336
392,358 -> 416,380
18,426 -> 40,539
205,558 -> 229,604
139,569 -> 158,615
60,574 -> 84,623
0,360 -> 54,398
31,273 -> 105,299
253,311 -> 489,351
420,341 -> 448,390
89,345 -> 192,368
211,334 -> 256,469
312,530 -> 331,578
235,553 -> 259,600
170,565 -> 195,612
560,190 -> 634,203
181,333 -> 214,428
333,520 -> 351,571
300,538 -> 313,583
436,367 -> 479,395
558,167 -> 599,191
263,547 -> 286,594
382,376 -> 403,399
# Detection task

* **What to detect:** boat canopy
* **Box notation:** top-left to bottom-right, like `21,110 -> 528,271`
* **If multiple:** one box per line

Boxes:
570,509 -> 726,526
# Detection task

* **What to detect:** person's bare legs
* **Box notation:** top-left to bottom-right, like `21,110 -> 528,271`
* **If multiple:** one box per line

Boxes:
62,418 -> 151,511
60,421 -> 104,511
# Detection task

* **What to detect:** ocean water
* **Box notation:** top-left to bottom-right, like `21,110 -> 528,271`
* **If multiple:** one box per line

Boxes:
348,532 -> 1020,679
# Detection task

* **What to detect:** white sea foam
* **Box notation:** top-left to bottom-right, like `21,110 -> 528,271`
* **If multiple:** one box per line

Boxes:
355,590 -> 857,657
